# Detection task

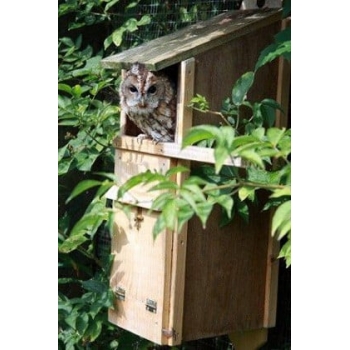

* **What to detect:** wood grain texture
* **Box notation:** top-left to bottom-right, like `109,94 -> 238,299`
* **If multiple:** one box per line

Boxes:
175,58 -> 195,144
182,202 -> 271,341
165,59 -> 195,345
114,136 -> 243,167
101,9 -> 282,71
109,207 -> 174,344
108,8 -> 284,344
114,149 -> 176,209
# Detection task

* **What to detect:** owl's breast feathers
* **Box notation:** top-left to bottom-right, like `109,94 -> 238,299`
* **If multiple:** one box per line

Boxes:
126,95 -> 176,142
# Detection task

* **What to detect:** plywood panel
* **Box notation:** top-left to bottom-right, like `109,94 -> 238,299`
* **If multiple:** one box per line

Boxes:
193,21 -> 281,127
109,207 -> 174,344
182,202 -> 271,341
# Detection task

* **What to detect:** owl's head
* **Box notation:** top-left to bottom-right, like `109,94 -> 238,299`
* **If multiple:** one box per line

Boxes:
119,63 -> 174,114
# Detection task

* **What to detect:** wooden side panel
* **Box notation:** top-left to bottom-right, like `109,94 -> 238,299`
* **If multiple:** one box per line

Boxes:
182,203 -> 271,341
182,21 -> 282,341
109,207 -> 174,345
263,232 -> 279,327
193,21 -> 281,127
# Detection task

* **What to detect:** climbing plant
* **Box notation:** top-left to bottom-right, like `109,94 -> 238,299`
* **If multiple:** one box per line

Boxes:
58,0 -> 291,349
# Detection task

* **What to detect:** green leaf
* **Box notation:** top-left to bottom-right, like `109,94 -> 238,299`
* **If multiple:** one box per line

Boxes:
212,195 -> 233,218
239,150 -> 264,168
165,165 -> 190,177
59,234 -> 89,253
271,200 -> 291,239
255,41 -> 291,71
137,15 -> 151,26
104,0 -> 119,12
177,202 -> 194,232
195,202 -> 213,229
85,317 -> 103,342
111,27 -> 125,47
58,83 -> 72,95
58,157 -> 74,175
75,149 -> 100,172
231,135 -> 259,149
231,71 -> 255,106
149,181 -> 178,192
270,186 -> 291,198
179,188 -> 199,213
124,18 -> 138,32
103,34 -> 114,50
66,180 -> 102,203
151,192 -> 175,211
70,212 -> 106,240
182,182 -> 206,202
81,279 -> 106,293
118,171 -> 165,199
260,104 -> 276,127
238,186 -> 256,201
267,128 -> 286,147
182,125 -> 219,148
153,215 -> 167,238
189,94 -> 210,112
76,313 -> 89,335
162,199 -> 177,229
278,238 -> 291,267
214,145 -> 230,174
64,308 -> 79,329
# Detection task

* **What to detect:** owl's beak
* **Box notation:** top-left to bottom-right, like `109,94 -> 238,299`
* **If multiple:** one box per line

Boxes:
139,96 -> 146,108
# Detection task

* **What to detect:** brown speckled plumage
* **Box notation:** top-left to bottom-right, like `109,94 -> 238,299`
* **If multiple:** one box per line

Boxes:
119,63 -> 176,142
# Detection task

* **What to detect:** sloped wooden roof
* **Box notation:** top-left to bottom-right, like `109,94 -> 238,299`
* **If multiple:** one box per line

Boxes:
100,8 -> 281,71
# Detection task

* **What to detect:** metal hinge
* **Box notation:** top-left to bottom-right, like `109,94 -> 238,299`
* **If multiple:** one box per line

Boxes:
114,287 -> 126,301
145,298 -> 157,313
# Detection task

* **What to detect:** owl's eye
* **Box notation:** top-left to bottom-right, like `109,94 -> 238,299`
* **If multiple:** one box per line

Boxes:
129,86 -> 138,93
147,85 -> 157,94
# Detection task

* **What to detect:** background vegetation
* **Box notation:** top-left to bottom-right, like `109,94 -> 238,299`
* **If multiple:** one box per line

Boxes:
58,1 -> 291,349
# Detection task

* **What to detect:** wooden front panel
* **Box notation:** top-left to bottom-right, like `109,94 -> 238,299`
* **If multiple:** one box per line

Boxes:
114,149 -> 176,209
182,203 -> 274,341
109,207 -> 174,345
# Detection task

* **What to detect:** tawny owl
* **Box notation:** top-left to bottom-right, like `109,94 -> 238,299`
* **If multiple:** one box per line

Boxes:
119,63 -> 177,143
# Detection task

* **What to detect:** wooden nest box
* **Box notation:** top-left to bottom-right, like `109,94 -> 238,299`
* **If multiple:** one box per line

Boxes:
101,8 -> 289,347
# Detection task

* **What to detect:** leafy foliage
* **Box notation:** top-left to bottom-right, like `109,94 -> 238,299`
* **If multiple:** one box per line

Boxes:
59,1 -> 291,349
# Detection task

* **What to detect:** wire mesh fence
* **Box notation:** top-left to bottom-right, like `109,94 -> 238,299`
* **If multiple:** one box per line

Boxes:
114,0 -> 244,46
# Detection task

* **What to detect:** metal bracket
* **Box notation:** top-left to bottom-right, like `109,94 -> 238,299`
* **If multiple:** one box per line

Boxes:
162,328 -> 177,340
145,298 -> 157,313
114,287 -> 126,301
134,207 -> 144,230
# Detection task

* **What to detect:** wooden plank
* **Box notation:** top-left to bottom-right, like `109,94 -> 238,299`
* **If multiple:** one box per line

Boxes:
275,17 -> 291,129
175,58 -> 195,143
113,135 -> 243,167
114,149 -> 176,209
101,9 -> 282,71
164,59 -> 195,345
263,234 -> 280,327
165,163 -> 189,345
109,207 -> 174,345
